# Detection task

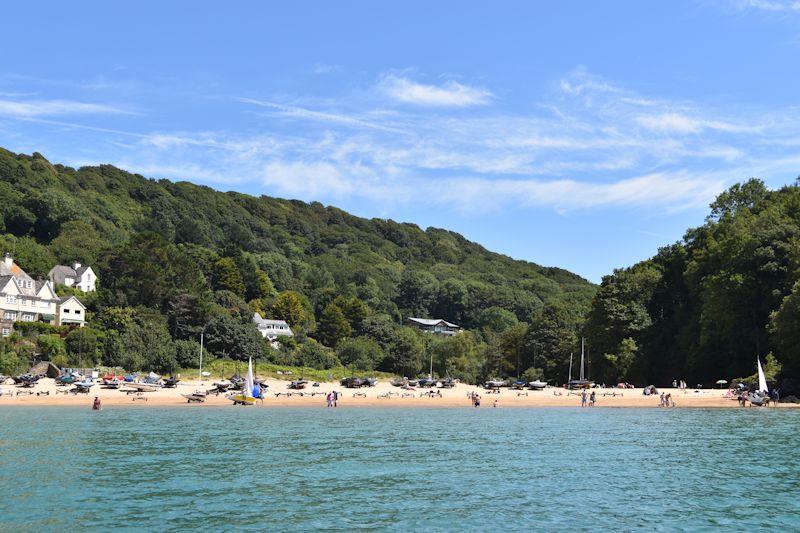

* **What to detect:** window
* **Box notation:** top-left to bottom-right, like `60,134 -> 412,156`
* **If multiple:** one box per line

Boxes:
22,313 -> 34,322
74,310 -> 81,315
63,309 -> 70,314
4,311 -> 17,320
1,328 -> 9,337
5,295 -> 15,304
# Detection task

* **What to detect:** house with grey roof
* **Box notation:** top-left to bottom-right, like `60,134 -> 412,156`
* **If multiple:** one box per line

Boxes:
253,312 -> 294,341
48,261 -> 97,292
406,317 -> 461,336
0,253 -> 86,336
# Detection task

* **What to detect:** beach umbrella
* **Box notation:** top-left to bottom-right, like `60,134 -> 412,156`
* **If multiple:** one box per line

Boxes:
716,379 -> 727,389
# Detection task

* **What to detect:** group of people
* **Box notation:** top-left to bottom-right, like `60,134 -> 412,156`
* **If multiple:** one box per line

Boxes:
580,390 -> 596,407
325,390 -> 340,407
659,392 -> 675,407
468,391 -> 481,407
671,380 -> 688,390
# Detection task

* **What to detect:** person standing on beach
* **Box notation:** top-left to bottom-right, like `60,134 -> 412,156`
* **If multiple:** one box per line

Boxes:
333,390 -> 339,407
326,391 -> 332,408
581,390 -> 587,407
589,390 -> 596,407
92,396 -> 101,410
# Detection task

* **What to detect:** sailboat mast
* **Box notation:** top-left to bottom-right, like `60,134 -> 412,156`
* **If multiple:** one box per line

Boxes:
580,337 -> 585,381
568,352 -> 573,382
198,332 -> 204,383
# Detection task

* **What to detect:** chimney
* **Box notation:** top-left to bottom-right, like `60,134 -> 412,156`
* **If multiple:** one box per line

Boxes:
72,261 -> 82,271
3,253 -> 12,269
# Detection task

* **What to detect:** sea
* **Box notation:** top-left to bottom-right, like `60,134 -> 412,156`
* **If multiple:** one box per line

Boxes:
0,406 -> 798,531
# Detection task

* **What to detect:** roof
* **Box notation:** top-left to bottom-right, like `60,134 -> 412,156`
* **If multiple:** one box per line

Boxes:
253,313 -> 291,328
49,265 -> 77,285
0,259 -> 32,281
58,295 -> 86,308
407,317 -> 460,328
260,319 -> 290,327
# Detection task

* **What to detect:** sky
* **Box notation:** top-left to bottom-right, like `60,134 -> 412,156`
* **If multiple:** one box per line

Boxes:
1,1 -> 800,282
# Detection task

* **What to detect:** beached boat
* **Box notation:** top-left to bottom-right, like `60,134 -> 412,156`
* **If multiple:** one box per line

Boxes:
484,379 -> 505,389
212,380 -> 231,392
162,376 -> 180,388
181,390 -> 207,403
418,377 -> 438,388
568,339 -> 594,389
528,380 -> 547,390
102,378 -> 122,389
228,358 -> 257,405
288,379 -> 309,390
72,381 -> 95,394
748,357 -> 770,406
122,383 -> 159,393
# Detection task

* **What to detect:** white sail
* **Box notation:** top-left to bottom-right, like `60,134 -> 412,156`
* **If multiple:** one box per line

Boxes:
757,357 -> 768,394
245,357 -> 255,399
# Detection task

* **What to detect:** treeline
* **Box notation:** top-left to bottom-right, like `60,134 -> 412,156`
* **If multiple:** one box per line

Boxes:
584,179 -> 800,388
0,148 -> 595,380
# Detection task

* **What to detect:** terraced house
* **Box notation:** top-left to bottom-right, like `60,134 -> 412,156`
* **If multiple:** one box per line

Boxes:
0,253 -> 86,336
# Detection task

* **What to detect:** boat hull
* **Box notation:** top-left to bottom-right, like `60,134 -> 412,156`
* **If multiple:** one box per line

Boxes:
229,394 -> 256,405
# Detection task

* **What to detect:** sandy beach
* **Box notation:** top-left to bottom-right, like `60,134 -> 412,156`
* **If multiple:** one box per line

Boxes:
0,377 -> 796,408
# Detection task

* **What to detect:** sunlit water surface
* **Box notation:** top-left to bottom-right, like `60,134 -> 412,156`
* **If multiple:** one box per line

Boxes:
0,407 -> 798,531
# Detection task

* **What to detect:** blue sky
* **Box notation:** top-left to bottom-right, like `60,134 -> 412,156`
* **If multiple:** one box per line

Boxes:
2,1 -> 800,282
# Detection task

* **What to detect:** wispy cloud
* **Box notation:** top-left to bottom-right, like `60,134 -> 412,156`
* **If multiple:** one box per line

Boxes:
0,98 -> 131,118
5,68 -> 799,216
237,96 -> 408,134
379,74 -> 493,107
735,0 -> 800,12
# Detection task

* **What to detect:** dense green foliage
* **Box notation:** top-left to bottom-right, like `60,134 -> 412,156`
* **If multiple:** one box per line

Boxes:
0,148 -> 595,379
584,179 -> 800,386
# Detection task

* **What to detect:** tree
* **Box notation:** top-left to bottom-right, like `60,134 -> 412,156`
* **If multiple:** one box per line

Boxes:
603,337 -> 638,383
384,327 -> 424,376
294,340 -> 340,369
316,303 -> 352,348
174,339 -> 208,369
204,311 -> 264,361
65,328 -> 100,366
769,281 -> 800,376
337,337 -> 383,370
38,334 -> 67,361
271,291 -> 309,328
396,269 -> 439,317
475,306 -> 519,333
212,257 -> 245,296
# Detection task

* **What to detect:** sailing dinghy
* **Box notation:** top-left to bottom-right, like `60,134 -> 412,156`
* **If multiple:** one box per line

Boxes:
748,357 -> 770,406
228,357 -> 257,405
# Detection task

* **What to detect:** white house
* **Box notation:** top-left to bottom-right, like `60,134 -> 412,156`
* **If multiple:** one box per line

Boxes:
0,253 -> 85,336
406,317 -> 461,336
253,312 -> 294,341
48,261 -> 97,292
56,296 -> 87,327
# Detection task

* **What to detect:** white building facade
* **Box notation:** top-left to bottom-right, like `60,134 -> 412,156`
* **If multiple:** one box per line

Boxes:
48,262 -> 97,292
0,254 -> 86,336
253,312 -> 294,341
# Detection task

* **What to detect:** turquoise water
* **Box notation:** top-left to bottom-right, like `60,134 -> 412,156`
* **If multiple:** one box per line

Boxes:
0,407 -> 798,531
